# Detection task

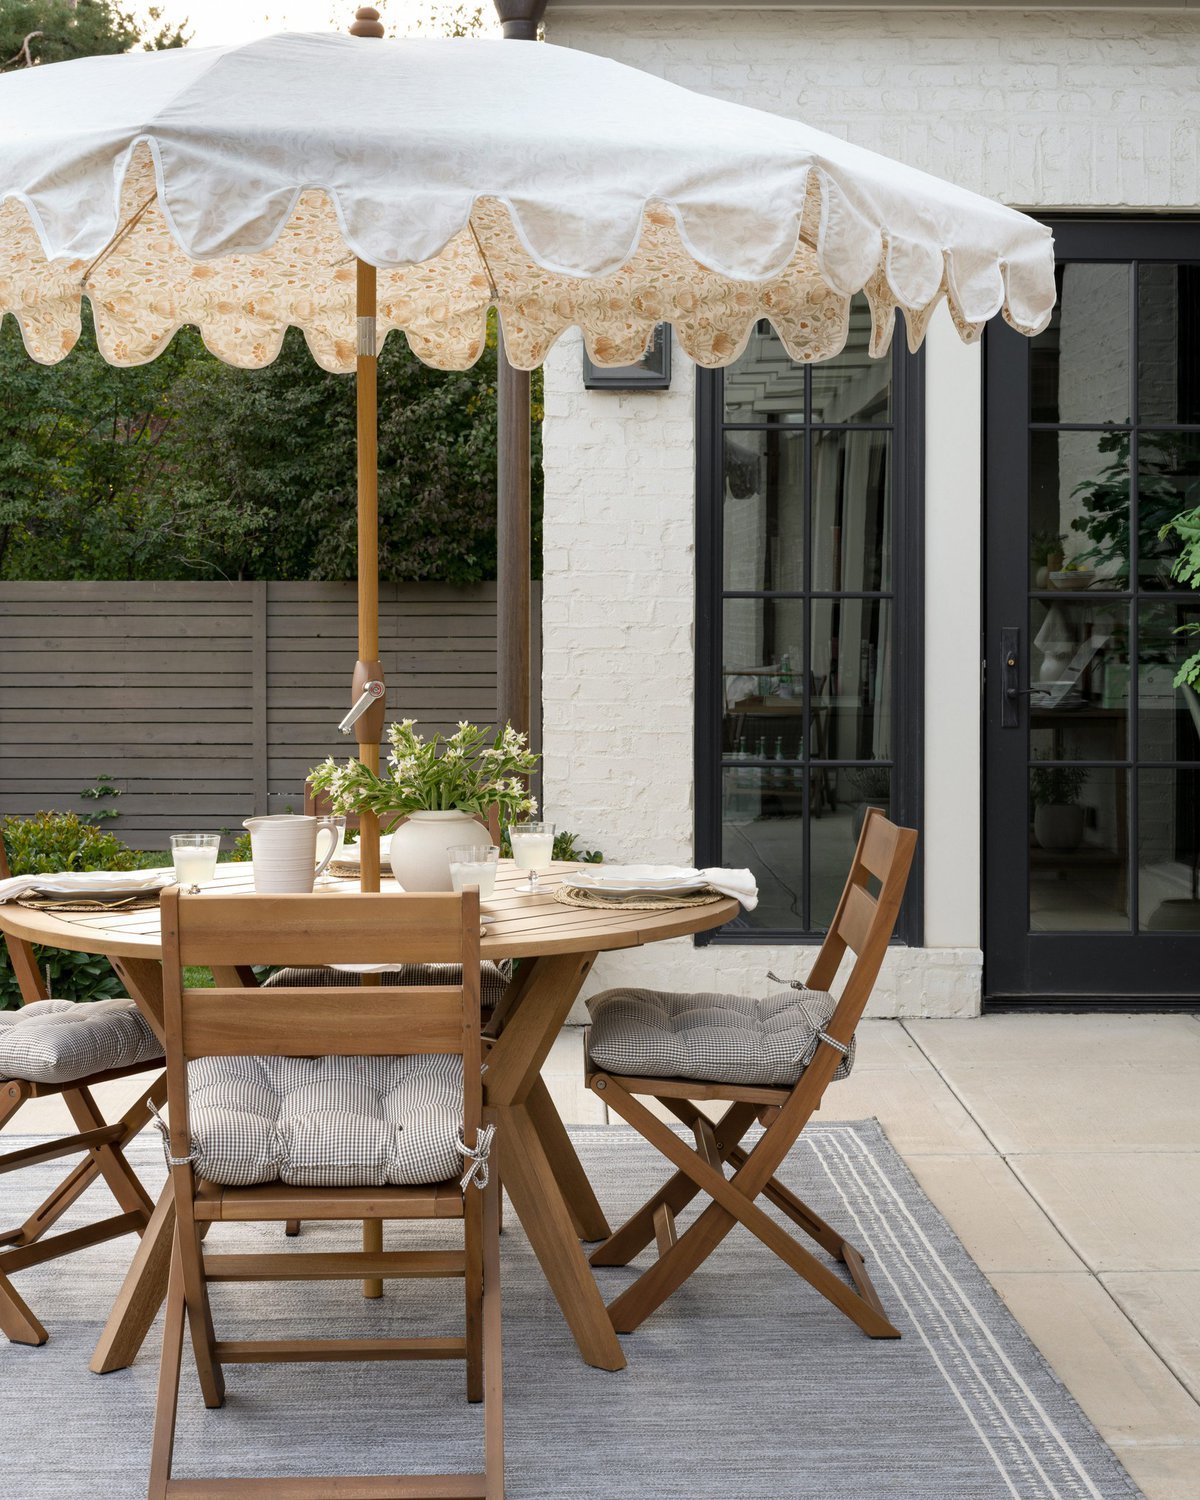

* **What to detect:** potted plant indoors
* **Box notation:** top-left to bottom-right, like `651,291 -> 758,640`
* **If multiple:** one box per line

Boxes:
308,719 -> 539,890
1030,762 -> 1089,852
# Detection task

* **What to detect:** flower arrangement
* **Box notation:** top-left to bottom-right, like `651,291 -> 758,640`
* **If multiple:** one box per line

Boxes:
308,719 -> 539,829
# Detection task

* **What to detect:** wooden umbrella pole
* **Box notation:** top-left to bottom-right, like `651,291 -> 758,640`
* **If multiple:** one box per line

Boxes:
354,254 -> 385,896
349,7 -> 386,901
351,6 -> 387,1302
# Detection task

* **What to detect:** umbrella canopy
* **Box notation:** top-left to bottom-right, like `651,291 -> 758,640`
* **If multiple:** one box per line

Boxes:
0,33 -> 1055,374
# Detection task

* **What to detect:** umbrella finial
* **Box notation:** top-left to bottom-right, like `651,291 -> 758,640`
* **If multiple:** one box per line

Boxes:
350,7 -> 385,38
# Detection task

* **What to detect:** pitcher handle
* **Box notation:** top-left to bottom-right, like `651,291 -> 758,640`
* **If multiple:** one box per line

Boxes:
313,824 -> 339,881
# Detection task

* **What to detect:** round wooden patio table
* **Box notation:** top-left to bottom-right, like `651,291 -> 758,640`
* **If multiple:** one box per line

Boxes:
0,860 -> 737,1374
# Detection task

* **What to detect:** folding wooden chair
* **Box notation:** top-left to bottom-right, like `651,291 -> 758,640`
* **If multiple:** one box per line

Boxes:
149,884 -> 503,1499
0,842 -> 165,1347
584,808 -> 917,1342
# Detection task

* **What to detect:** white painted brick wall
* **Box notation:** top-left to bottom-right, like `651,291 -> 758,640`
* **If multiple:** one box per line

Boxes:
540,8 -> 1199,1017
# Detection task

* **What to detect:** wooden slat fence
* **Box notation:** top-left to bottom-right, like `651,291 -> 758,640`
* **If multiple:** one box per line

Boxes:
0,581 -> 539,849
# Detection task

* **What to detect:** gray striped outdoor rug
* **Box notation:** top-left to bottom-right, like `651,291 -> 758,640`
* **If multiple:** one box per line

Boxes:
1,1121 -> 1139,1498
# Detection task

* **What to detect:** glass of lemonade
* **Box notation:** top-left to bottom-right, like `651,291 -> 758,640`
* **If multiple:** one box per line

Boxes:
509,821 -> 555,894
170,833 -> 220,889
447,844 -> 499,901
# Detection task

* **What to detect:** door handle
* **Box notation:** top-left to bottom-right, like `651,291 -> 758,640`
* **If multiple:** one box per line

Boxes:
1001,625 -> 1021,729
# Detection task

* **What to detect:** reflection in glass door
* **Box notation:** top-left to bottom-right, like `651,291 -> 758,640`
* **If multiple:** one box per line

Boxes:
986,223 -> 1200,999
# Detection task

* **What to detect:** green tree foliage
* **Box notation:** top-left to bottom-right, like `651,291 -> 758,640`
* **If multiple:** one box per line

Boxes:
0,307 -> 542,583
0,1 -> 187,69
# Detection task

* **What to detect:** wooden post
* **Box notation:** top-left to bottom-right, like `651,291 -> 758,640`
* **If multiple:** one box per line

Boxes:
492,1 -> 547,741
351,5 -> 387,1300
349,8 -> 386,898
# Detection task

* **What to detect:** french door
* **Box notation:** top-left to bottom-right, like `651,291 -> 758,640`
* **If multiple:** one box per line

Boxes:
985,221 -> 1200,1002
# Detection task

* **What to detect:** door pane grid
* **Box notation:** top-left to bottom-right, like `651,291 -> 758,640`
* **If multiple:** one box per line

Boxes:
713,301 -> 900,937
1023,249 -> 1200,946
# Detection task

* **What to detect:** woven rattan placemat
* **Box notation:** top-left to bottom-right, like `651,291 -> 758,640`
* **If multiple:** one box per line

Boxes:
554,884 -> 724,913
15,892 -> 162,914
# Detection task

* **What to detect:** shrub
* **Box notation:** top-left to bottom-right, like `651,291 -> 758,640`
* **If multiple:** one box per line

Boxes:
1,811 -> 141,1009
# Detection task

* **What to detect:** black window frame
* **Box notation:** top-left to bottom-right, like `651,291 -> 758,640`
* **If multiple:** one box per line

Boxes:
694,328 -> 925,945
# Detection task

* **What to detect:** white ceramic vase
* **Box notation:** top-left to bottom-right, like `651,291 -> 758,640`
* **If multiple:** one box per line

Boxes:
388,809 -> 488,891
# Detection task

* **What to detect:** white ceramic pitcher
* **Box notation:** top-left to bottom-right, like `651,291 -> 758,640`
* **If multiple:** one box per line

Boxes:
243,814 -> 338,894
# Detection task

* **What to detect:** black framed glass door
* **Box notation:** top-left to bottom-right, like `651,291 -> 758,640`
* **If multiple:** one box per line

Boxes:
985,220 -> 1200,1001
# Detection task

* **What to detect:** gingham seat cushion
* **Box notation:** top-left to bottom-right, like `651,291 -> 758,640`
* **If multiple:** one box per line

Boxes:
263,962 -> 511,1008
185,1053 -> 464,1188
586,987 -> 855,1089
0,998 -> 163,1086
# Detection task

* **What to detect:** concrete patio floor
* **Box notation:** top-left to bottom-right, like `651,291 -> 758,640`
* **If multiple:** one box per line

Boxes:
15,1012 -> 1200,1499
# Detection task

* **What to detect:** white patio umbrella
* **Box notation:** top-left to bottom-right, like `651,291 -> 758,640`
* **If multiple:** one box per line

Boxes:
0,21 -> 1056,886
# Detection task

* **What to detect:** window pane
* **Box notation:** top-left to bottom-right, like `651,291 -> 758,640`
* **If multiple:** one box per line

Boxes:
1138,431 -> 1200,590
810,295 -> 890,423
810,768 -> 890,930
812,429 -> 890,591
722,431 -> 804,591
1140,768 -> 1200,930
722,599 -> 805,754
1030,262 -> 1131,424
1138,264 -> 1200,425
723,323 -> 804,423
1139,602 -> 1200,762
811,598 -> 892,760
721,768 -> 804,930
1031,430 -> 1129,588
1029,766 -> 1129,932
1028,599 -> 1129,761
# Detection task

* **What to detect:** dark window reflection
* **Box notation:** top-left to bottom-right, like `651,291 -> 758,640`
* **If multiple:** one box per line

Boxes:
812,598 -> 892,761
1028,766 -> 1129,932
1030,430 -> 1129,589
1138,432 -> 1200,590
812,429 -> 891,591
1140,768 -> 1200,929
1031,262 -> 1131,425
722,432 -> 804,591
1138,603 -> 1200,762
723,322 -> 805,424
1139,264 -> 1200,426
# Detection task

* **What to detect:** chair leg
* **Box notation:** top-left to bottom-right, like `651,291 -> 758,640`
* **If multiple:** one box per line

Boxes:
0,1268 -> 47,1346
602,1082 -> 900,1340
464,1187 -> 484,1404
588,1100 -> 758,1267
147,1240 -> 187,1500
172,1173 -> 225,1409
483,1171 -> 504,1500
63,1079 -> 161,1220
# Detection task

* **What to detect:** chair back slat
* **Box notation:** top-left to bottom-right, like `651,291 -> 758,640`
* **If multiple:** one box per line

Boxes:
836,882 -> 877,957
858,812 -> 900,883
804,808 -> 917,1029
171,892 -> 469,967
179,986 -> 465,1059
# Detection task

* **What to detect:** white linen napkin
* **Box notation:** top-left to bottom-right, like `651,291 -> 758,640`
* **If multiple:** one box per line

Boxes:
699,867 -> 759,911
0,869 -> 172,904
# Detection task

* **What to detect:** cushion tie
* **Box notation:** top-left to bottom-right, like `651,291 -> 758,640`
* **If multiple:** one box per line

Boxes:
457,1122 -> 496,1191
769,974 -> 853,1060
148,1100 -> 197,1170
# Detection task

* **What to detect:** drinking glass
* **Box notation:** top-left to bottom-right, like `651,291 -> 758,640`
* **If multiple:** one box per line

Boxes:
509,821 -> 555,894
447,844 -> 500,900
170,833 -> 220,890
316,814 -> 347,885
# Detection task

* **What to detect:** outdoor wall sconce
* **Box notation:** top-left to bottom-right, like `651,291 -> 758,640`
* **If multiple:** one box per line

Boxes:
582,323 -> 672,390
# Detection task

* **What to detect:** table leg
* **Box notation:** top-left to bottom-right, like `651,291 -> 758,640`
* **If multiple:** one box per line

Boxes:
90,1183 -> 174,1374
498,1102 -> 625,1371
486,951 -> 624,1371
524,1074 -> 610,1242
